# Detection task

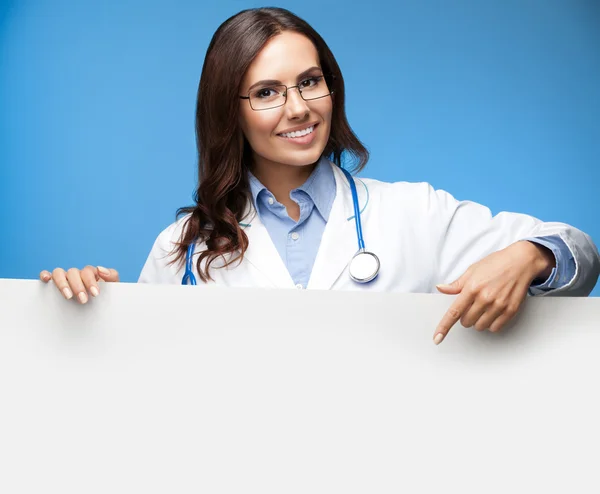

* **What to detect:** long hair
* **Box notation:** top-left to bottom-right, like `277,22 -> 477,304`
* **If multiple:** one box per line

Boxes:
173,7 -> 369,282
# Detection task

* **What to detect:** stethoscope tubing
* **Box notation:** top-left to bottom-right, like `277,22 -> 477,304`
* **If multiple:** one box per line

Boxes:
340,167 -> 366,251
182,167 -> 375,286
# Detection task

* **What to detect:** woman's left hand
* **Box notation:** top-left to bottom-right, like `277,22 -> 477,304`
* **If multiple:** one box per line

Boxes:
433,240 -> 556,345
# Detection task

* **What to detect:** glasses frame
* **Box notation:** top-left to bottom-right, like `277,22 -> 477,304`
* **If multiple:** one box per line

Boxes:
240,74 -> 336,111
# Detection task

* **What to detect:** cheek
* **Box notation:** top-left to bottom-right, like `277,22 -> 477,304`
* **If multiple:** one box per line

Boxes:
240,108 -> 280,146
323,100 -> 333,125
314,100 -> 333,141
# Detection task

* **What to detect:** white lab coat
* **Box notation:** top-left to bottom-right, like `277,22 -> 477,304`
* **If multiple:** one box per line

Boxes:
138,163 -> 599,295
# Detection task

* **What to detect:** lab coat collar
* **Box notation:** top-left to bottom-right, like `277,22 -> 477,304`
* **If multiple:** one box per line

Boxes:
240,162 -> 366,290
306,164 -> 361,290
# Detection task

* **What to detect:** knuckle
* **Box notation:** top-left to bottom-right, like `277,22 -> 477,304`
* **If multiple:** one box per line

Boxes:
466,281 -> 482,294
82,267 -> 98,281
480,290 -> 495,304
505,304 -> 519,317
447,308 -> 461,320
66,267 -> 79,276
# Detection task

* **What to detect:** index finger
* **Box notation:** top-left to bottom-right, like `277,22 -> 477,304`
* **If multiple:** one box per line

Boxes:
434,293 -> 474,345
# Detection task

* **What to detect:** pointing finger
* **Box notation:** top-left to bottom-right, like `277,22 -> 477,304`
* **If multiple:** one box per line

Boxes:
434,293 -> 474,345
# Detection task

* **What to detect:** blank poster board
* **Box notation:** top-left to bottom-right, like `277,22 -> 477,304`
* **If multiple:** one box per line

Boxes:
0,278 -> 599,493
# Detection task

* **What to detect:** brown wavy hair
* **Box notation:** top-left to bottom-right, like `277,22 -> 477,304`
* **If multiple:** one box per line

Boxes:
173,7 -> 369,282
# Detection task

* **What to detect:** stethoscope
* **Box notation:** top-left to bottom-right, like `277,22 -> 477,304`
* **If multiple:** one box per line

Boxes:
182,167 -> 380,286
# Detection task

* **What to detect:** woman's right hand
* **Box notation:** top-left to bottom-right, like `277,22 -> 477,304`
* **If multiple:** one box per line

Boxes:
40,266 -> 120,304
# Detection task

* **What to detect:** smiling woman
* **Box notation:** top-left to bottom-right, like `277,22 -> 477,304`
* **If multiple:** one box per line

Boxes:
40,7 -> 600,345
237,32 -> 336,218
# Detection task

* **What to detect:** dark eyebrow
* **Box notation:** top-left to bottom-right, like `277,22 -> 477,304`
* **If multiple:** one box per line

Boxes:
246,66 -> 323,92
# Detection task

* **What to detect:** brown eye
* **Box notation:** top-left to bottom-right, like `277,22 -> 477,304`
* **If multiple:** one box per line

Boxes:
254,88 -> 278,99
300,76 -> 322,88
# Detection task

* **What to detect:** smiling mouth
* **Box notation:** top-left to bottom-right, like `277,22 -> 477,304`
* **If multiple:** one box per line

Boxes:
277,123 -> 318,139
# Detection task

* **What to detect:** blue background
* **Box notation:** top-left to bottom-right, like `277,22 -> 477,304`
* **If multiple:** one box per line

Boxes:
1,0 -> 598,295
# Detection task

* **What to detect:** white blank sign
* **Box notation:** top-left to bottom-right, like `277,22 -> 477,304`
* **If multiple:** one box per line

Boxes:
0,278 -> 599,493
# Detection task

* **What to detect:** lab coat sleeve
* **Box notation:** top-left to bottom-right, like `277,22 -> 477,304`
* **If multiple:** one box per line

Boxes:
525,235 -> 576,293
430,187 -> 600,296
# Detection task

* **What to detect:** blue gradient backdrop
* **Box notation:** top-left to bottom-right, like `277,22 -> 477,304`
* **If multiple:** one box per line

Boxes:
1,0 -> 599,295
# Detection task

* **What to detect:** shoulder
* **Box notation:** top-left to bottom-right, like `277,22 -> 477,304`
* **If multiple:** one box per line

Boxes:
139,215 -> 192,279
151,215 -> 192,254
138,215 -> 194,284
357,176 -> 458,211
327,162 -> 456,206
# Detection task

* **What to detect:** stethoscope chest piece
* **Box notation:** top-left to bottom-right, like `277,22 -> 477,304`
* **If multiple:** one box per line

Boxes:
348,249 -> 380,284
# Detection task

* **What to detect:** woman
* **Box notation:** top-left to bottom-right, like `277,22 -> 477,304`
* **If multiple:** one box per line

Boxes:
40,7 -> 600,344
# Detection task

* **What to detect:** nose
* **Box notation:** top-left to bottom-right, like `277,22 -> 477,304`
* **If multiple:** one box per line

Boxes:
284,86 -> 310,119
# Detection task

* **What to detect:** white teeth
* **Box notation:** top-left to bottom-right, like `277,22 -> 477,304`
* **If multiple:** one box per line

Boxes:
280,125 -> 314,138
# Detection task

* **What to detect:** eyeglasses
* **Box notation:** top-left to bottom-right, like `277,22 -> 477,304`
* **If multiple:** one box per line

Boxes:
240,74 -> 334,111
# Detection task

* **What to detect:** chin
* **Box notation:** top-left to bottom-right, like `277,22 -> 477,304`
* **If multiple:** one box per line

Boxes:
284,155 -> 324,167
277,145 -> 327,168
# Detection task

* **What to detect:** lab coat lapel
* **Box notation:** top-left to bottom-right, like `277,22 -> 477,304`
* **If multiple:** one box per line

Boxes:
307,165 -> 360,290
241,209 -> 296,288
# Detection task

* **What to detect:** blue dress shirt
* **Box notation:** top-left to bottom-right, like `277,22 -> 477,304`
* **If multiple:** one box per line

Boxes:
526,235 -> 576,294
248,157 -> 335,289
248,158 -> 575,292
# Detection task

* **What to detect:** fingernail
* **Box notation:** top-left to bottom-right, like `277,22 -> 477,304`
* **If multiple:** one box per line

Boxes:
78,292 -> 88,304
436,284 -> 450,289
90,286 -> 99,297
434,333 -> 445,345
97,266 -> 109,275
62,287 -> 73,299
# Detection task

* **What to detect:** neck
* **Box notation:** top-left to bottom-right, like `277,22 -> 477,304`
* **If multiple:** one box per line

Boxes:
251,157 -> 319,220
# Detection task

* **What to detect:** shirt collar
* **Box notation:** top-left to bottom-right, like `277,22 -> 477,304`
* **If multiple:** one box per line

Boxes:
247,155 -> 336,221
248,171 -> 268,210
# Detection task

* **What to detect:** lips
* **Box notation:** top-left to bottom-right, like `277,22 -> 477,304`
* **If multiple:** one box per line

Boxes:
277,123 -> 319,138
276,123 -> 320,145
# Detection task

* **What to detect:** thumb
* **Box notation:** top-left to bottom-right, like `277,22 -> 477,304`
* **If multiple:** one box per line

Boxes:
436,277 -> 463,294
97,266 -> 120,282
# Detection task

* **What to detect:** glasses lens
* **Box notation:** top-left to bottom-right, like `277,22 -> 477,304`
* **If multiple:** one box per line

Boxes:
250,85 -> 286,110
300,75 -> 332,101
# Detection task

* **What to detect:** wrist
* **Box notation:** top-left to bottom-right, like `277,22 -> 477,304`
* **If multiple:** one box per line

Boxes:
516,240 -> 555,281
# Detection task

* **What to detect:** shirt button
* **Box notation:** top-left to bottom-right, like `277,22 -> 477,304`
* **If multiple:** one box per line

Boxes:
267,197 -> 274,205
290,232 -> 300,241
296,283 -> 303,290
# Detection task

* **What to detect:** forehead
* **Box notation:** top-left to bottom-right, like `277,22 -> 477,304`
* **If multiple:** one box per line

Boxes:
242,31 -> 320,86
